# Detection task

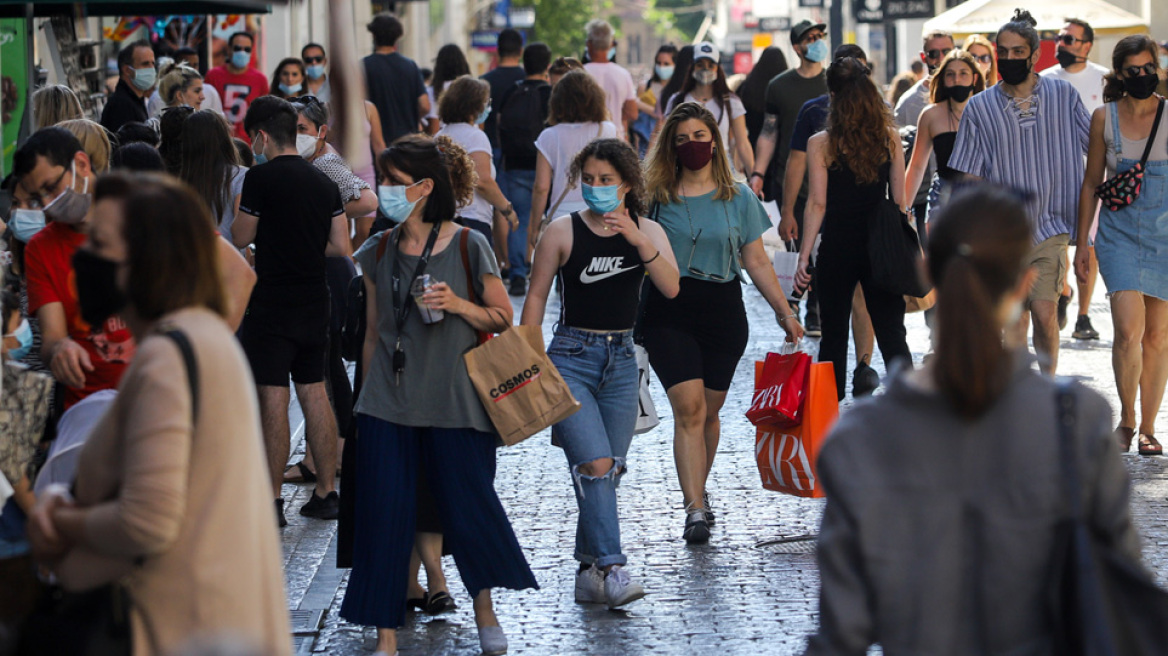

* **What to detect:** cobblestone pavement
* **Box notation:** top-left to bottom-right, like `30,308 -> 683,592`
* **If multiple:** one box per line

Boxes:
280,268 -> 1168,655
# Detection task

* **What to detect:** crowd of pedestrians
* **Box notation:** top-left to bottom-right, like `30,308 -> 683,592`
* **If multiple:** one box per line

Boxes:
1,7 -> 1168,656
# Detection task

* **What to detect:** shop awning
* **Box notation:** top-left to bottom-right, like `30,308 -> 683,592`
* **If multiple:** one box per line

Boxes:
0,0 -> 275,18
923,0 -> 1147,38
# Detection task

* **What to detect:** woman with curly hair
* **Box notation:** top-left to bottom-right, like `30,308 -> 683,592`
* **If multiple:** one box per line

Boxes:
520,138 -> 678,607
641,102 -> 803,544
269,57 -> 307,99
340,134 -> 537,656
795,57 -> 912,400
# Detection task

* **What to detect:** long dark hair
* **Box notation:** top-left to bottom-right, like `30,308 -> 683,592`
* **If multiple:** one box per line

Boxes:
669,56 -> 736,123
647,44 -> 679,85
997,8 -> 1039,55
1103,34 -> 1160,103
738,47 -> 789,114
432,44 -> 471,100
377,134 -> 476,223
158,105 -> 195,175
825,58 -> 894,184
269,58 -> 306,98
657,45 -> 694,114
928,186 -> 1032,418
177,110 -> 240,224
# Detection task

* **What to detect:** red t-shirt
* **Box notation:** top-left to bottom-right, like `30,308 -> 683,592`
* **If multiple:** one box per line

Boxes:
205,65 -> 270,140
25,222 -> 136,408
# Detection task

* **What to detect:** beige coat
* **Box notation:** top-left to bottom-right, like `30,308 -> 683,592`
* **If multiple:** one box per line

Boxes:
56,308 -> 291,656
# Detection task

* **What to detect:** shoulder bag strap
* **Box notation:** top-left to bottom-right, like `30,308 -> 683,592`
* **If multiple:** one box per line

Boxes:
1137,98 -> 1165,167
160,329 -> 199,424
459,228 -> 496,343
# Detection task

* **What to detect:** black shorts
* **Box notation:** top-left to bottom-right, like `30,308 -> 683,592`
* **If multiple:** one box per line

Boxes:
641,277 -> 749,392
240,291 -> 330,387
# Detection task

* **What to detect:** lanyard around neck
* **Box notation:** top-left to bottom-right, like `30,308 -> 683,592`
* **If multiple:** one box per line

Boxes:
390,223 -> 441,333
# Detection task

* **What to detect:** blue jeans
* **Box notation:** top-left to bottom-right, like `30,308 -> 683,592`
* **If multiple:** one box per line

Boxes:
503,168 -> 535,280
548,326 -> 639,567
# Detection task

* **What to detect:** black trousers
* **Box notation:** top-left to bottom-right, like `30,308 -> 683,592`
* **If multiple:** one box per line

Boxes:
816,230 -> 911,400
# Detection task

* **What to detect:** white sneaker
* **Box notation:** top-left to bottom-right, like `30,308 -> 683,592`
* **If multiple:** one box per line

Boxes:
604,565 -> 646,609
478,625 -> 508,656
574,564 -> 605,604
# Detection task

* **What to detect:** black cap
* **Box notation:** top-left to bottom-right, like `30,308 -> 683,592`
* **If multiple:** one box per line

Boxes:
790,19 -> 827,45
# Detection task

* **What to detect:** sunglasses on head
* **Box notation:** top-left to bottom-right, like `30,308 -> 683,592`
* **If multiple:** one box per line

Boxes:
233,46 -> 252,53
304,56 -> 324,64
1123,63 -> 1157,78
925,48 -> 953,60
289,95 -> 322,106
1058,34 -> 1090,46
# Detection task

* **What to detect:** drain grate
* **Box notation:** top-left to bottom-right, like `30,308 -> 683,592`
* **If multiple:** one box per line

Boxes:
293,635 -> 315,656
289,608 -> 325,635
755,535 -> 818,554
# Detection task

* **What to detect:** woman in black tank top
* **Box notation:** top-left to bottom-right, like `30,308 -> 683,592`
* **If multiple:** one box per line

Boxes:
904,49 -> 987,226
520,139 -> 678,609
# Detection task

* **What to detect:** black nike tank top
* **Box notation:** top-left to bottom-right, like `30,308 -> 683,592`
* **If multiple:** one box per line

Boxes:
558,211 -> 645,331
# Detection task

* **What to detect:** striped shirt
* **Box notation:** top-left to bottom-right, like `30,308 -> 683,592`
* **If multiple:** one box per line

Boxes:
949,77 -> 1091,243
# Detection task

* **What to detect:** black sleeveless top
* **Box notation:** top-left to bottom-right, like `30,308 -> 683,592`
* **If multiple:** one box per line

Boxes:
558,211 -> 645,331
933,131 -> 959,181
823,159 -> 891,241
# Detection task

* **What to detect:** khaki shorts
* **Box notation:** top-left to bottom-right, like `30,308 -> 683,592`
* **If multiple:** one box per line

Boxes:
1025,234 -> 1069,304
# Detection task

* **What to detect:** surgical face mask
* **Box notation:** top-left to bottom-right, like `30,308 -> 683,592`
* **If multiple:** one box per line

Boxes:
608,46 -> 617,62
946,84 -> 974,103
4,318 -> 33,361
1160,54 -> 1168,70
997,57 -> 1031,86
306,64 -> 326,80
72,249 -> 127,327
9,208 -> 46,242
581,183 -> 622,215
378,181 -> 423,222
231,50 -> 251,69
43,163 -> 91,225
251,132 -> 268,165
131,66 -> 157,91
297,133 -> 320,158
805,39 -> 829,63
693,68 -> 717,85
1123,74 -> 1159,100
279,82 -> 303,96
475,103 -> 492,126
655,64 -> 674,81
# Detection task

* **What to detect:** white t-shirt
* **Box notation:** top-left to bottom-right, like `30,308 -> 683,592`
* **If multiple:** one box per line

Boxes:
437,122 -> 495,224
584,62 -> 636,134
665,92 -> 746,153
1041,61 -> 1109,110
535,121 -> 619,217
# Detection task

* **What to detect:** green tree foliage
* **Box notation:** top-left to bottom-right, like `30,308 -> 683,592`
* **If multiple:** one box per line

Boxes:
511,0 -> 594,59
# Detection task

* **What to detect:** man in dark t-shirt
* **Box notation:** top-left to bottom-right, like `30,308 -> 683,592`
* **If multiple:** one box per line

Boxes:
234,96 -> 351,526
362,13 -> 429,143
481,29 -> 526,163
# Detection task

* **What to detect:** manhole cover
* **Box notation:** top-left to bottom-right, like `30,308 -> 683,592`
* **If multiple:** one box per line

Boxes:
755,535 -> 818,554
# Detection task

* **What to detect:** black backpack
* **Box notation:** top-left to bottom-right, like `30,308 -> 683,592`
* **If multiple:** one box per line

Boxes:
498,81 -> 549,169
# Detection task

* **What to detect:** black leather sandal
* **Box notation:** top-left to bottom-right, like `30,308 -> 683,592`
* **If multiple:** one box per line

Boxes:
283,461 -> 317,484
407,593 -> 428,612
1138,434 -> 1162,456
425,590 -> 457,615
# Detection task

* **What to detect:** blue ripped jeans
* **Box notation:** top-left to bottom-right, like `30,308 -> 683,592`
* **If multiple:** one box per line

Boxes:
548,326 -> 639,567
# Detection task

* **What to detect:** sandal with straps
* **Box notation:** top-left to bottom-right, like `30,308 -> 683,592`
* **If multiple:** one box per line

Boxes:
1115,426 -> 1136,453
1138,434 -> 1162,457
283,461 -> 317,484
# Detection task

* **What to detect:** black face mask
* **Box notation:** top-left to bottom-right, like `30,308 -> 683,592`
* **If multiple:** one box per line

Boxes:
998,58 -> 1031,86
72,249 -> 127,327
947,84 -> 974,102
1055,48 -> 1082,69
1123,74 -> 1159,100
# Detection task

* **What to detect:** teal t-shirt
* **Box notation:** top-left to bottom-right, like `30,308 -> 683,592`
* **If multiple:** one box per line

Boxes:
653,181 -> 771,281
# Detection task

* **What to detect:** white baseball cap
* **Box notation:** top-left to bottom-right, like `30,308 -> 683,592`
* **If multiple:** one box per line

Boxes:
694,42 -> 720,63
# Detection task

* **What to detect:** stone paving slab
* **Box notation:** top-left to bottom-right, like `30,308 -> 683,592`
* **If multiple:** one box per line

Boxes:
280,270 -> 1168,655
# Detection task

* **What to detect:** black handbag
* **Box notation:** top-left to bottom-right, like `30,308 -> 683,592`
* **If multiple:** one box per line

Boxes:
866,167 -> 931,298
1049,385 -> 1168,655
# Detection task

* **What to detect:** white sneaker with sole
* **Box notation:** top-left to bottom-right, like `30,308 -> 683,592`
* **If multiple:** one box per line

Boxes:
478,625 -> 507,656
604,565 -> 646,609
574,564 -> 606,604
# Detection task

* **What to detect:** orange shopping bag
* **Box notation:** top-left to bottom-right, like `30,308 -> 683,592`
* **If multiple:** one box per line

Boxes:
753,360 -> 839,498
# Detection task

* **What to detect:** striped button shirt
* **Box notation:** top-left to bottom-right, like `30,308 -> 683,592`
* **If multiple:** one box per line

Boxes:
949,77 -> 1091,243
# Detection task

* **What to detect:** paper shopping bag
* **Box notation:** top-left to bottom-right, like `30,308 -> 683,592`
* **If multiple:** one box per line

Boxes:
465,325 -> 580,445
754,360 -> 839,498
746,349 -> 811,428
772,250 -> 801,302
634,345 -> 660,435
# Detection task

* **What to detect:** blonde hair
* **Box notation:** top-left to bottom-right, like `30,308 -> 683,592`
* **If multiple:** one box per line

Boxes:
158,63 -> 203,107
57,118 -> 112,173
644,101 -> 738,205
32,85 -> 83,130
962,34 -> 998,87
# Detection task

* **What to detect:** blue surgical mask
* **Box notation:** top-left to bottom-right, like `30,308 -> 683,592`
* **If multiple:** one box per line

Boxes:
655,65 -> 675,80
805,40 -> 829,63
251,132 -> 268,165
279,82 -> 303,95
9,208 -> 46,242
131,66 -> 156,91
608,47 -> 617,62
1161,54 -> 1168,70
5,318 -> 33,361
231,50 -> 251,69
581,183 -> 622,214
306,65 -> 325,80
475,104 -> 492,126
378,182 -> 423,221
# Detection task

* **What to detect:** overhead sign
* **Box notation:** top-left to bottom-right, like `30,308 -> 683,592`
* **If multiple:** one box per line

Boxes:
472,30 -> 500,50
758,16 -> 791,32
853,0 -> 882,23
884,0 -> 933,19
798,0 -> 824,7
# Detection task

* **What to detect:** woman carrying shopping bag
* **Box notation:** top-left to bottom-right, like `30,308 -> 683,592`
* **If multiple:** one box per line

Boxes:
640,101 -> 803,545
520,138 -> 679,609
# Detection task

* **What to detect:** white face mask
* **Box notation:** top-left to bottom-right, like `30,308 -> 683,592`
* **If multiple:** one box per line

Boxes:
297,133 -> 320,159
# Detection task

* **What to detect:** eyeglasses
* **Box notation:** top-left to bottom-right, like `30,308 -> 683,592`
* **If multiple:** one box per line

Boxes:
1123,63 -> 1157,78
289,95 -> 322,106
1058,34 -> 1091,46
972,53 -> 993,64
233,46 -> 252,53
925,48 -> 953,60
304,56 -> 325,64
680,194 -> 737,282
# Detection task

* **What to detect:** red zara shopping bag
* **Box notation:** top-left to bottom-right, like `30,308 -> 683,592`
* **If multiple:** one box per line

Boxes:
754,360 -> 839,498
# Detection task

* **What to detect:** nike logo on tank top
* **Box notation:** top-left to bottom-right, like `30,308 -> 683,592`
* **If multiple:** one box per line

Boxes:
558,212 -> 644,331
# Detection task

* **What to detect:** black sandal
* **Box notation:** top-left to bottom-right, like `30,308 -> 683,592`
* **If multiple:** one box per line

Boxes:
283,461 -> 317,484
425,590 -> 457,615
1138,434 -> 1162,456
407,593 -> 428,612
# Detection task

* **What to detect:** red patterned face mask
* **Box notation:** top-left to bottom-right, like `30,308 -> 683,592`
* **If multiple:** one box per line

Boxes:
676,139 -> 714,171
